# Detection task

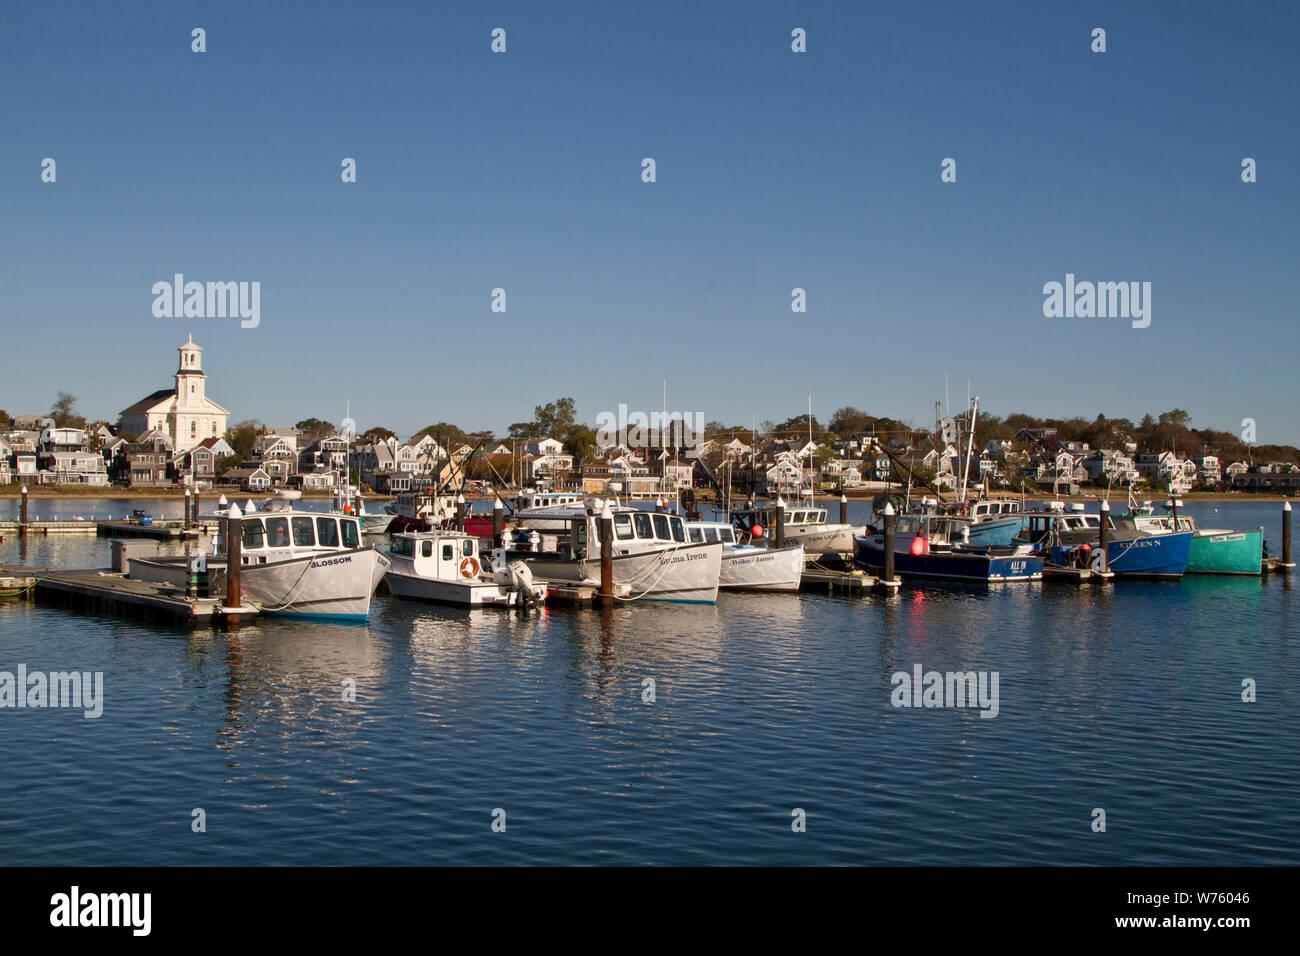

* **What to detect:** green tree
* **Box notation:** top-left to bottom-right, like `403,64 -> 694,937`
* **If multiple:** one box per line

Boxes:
413,422 -> 468,448
294,417 -> 332,437
360,426 -> 396,443
225,420 -> 262,461
50,391 -> 85,428
562,423 -> 599,467
828,406 -> 873,437
533,397 -> 577,437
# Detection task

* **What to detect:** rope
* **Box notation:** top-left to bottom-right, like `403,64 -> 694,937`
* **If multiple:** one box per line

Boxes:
244,553 -> 316,612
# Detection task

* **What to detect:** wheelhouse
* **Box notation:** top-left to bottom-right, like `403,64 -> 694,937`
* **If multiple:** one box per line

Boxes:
686,522 -> 739,545
390,532 -> 482,580
568,509 -> 688,558
236,512 -> 362,564
970,499 -> 1022,520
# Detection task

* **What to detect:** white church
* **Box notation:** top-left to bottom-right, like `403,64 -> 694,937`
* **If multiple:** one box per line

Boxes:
119,334 -> 229,451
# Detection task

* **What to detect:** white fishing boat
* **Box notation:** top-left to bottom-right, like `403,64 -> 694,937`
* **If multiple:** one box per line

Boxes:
686,521 -> 804,591
385,530 -> 547,607
128,492 -> 389,620
508,501 -> 723,604
510,488 -> 587,532
731,495 -> 862,555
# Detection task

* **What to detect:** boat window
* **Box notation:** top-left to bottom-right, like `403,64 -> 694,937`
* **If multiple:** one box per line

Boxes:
669,516 -> 685,542
391,536 -> 412,556
634,513 -> 653,538
442,544 -> 454,561
341,519 -> 359,548
265,516 -> 290,547
292,516 -> 315,547
242,519 -> 265,549
792,511 -> 806,524
720,528 -> 736,544
421,540 -> 433,558
614,514 -> 634,539
316,517 -> 340,547
703,527 -> 718,543
462,540 -> 475,556
689,528 -> 704,543
652,514 -> 670,539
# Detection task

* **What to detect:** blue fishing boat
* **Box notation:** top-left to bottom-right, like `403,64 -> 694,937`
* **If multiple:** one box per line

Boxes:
1016,506 -> 1192,578
854,513 -> 1043,582
959,498 -> 1028,546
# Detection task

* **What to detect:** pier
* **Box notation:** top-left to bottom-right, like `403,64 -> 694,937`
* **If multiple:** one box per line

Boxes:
0,518 -> 217,538
0,563 -> 256,628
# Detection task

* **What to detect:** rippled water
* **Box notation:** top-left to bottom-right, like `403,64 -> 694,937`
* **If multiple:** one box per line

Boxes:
1,498 -> 1295,865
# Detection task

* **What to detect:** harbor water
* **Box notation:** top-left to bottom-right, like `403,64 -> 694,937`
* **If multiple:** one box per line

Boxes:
1,498 -> 1295,865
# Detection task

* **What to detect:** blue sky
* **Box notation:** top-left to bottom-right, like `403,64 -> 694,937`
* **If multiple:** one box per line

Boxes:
2,1 -> 1297,442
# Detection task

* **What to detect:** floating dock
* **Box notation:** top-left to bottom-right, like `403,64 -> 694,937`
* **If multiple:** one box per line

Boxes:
801,555 -> 876,594
0,563 -> 255,627
95,519 -> 216,539
0,519 -> 216,538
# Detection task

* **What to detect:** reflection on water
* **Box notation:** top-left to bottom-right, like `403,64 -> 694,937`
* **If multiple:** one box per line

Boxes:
0,503 -> 1296,865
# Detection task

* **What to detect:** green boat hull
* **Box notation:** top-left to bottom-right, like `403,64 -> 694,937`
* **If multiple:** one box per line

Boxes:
1185,528 -> 1263,575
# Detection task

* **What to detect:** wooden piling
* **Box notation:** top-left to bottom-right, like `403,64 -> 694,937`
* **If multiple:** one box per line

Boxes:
19,486 -> 28,537
493,497 -> 505,549
1099,499 -> 1111,572
456,494 -> 466,533
775,496 -> 786,549
224,502 -> 243,630
599,503 -> 614,608
840,493 -> 848,526
1283,500 -> 1293,570
882,501 -> 897,587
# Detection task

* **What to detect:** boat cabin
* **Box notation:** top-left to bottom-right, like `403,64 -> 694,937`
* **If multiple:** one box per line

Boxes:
515,490 -> 583,510
1019,512 -> 1102,544
969,499 -> 1022,520
234,512 -> 362,564
390,532 -> 484,580
686,521 -> 739,546
568,509 -> 688,558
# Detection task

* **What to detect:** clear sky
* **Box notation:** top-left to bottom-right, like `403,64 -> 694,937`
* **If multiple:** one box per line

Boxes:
2,1 -> 1297,443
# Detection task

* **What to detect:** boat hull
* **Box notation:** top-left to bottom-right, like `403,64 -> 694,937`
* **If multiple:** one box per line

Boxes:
719,544 -> 804,591
853,536 -> 1042,582
385,568 -> 541,606
1185,528 -> 1263,575
129,547 -> 389,620
779,524 -> 859,555
1048,530 -> 1193,578
510,541 -> 723,603
964,515 -> 1027,547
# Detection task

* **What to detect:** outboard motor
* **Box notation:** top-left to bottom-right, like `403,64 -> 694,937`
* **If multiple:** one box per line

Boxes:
508,560 -> 540,607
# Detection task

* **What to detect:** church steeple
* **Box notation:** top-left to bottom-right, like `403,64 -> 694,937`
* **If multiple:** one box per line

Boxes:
176,333 -> 206,407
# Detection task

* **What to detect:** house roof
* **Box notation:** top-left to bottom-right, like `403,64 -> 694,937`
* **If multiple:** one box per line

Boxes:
119,388 -> 176,418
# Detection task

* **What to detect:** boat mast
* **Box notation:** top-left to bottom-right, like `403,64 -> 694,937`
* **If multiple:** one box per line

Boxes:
959,395 -> 978,504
